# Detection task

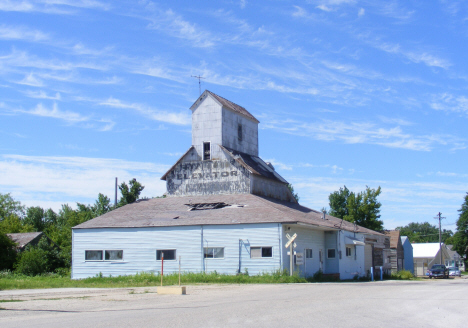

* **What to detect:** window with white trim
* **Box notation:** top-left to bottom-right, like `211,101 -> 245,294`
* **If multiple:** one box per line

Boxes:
204,247 -> 224,259
250,246 -> 273,258
203,142 -> 211,160
327,248 -> 336,259
106,250 -> 123,261
305,248 -> 313,259
156,249 -> 176,261
346,247 -> 352,257
85,250 -> 103,261
85,250 -> 123,261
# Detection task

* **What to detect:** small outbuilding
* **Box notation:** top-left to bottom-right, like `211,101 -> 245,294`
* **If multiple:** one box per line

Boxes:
7,232 -> 44,251
384,230 -> 404,273
445,245 -> 465,271
412,243 -> 450,276
400,236 -> 414,274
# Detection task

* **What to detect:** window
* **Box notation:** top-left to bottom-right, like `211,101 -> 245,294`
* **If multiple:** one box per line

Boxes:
203,142 -> 211,160
327,249 -> 336,259
156,249 -> 176,261
85,250 -> 123,261
85,250 -> 103,261
238,124 -> 243,141
204,247 -> 224,259
105,250 -> 123,261
305,249 -> 313,259
346,247 -> 352,257
250,246 -> 273,258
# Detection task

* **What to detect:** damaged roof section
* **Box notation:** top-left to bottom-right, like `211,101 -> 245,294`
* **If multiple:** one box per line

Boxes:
220,145 -> 288,184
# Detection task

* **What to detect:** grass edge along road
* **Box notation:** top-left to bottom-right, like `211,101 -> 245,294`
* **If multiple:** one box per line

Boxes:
0,269 -> 419,290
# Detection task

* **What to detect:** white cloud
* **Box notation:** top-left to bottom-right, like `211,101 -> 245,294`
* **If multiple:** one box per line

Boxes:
0,25 -> 49,41
0,154 -> 168,211
23,90 -> 61,100
100,97 -> 191,125
430,93 -> 468,115
358,8 -> 365,16
146,9 -> 215,48
17,103 -> 88,122
17,73 -> 44,87
373,41 -> 451,69
263,118 -> 464,152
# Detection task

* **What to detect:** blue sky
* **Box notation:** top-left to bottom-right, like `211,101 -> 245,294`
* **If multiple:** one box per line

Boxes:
1,0 -> 467,231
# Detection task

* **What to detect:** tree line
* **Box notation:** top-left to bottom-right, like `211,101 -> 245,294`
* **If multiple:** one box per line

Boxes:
0,179 -> 146,275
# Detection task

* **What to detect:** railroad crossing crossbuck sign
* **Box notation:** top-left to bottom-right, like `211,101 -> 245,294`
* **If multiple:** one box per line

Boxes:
285,233 -> 297,249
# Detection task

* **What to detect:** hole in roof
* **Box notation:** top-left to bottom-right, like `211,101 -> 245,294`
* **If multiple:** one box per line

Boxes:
185,202 -> 229,211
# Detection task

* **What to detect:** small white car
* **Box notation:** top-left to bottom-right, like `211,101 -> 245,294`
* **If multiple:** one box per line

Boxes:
448,266 -> 461,277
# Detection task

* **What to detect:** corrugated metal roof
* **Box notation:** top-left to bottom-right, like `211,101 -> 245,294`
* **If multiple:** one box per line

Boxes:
73,193 -> 383,237
191,90 -> 259,123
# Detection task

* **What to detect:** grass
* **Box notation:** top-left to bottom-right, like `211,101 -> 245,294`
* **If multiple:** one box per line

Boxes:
388,270 -> 419,280
0,300 -> 24,303
461,271 -> 468,276
0,269 -> 320,290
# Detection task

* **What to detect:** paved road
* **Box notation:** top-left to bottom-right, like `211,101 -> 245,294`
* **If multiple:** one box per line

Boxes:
1,279 -> 466,328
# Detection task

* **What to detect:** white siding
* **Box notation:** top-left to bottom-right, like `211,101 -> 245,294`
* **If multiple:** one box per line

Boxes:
72,223 -> 282,279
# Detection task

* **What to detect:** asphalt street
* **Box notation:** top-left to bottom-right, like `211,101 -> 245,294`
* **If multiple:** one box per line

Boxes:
0,279 -> 466,328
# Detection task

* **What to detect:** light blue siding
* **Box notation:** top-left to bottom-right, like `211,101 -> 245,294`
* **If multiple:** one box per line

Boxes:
339,231 -> 366,279
72,223 -> 282,279
402,237 -> 414,274
324,231 -> 339,274
281,225 -> 325,277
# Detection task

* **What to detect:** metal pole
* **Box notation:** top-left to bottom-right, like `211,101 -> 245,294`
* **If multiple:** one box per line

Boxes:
161,252 -> 164,287
290,243 -> 293,276
115,177 -> 118,208
371,267 -> 374,281
380,266 -> 383,281
179,255 -> 181,286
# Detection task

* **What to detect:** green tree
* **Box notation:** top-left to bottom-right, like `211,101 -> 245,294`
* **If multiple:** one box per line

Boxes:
14,247 -> 49,276
118,178 -> 144,206
24,206 -> 46,231
0,214 -> 34,233
287,184 -> 300,202
452,193 -> 468,265
0,232 -> 17,271
328,185 -> 383,231
0,193 -> 25,220
396,222 -> 453,243
94,193 -> 112,216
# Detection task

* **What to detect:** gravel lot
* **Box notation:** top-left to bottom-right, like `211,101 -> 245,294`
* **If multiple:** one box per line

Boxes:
1,278 -> 467,328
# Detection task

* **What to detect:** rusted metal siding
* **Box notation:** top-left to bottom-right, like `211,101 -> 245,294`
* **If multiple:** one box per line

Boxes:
251,175 -> 295,202
222,107 -> 258,156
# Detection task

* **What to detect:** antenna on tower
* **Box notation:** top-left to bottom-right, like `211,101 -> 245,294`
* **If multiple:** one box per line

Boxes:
191,75 -> 205,95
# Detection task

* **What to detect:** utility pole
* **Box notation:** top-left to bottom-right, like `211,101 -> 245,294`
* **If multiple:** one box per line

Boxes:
434,212 -> 446,265
191,75 -> 205,95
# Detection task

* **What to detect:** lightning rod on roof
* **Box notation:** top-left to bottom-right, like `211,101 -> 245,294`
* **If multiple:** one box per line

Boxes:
191,75 -> 205,95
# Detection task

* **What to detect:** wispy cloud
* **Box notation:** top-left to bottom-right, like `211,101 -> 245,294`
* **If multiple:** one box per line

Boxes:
0,0 -> 109,13
11,102 -> 115,131
372,41 -> 451,69
0,25 -> 49,42
0,154 -> 168,211
16,103 -> 88,122
430,93 -> 468,115
146,9 -> 215,48
17,73 -> 44,87
263,118 -> 464,151
23,90 -> 61,100
99,97 -> 191,125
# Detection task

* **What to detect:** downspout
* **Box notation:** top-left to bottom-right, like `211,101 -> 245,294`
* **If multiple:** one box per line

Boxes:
278,224 -> 282,271
200,225 -> 204,272
238,239 -> 242,274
